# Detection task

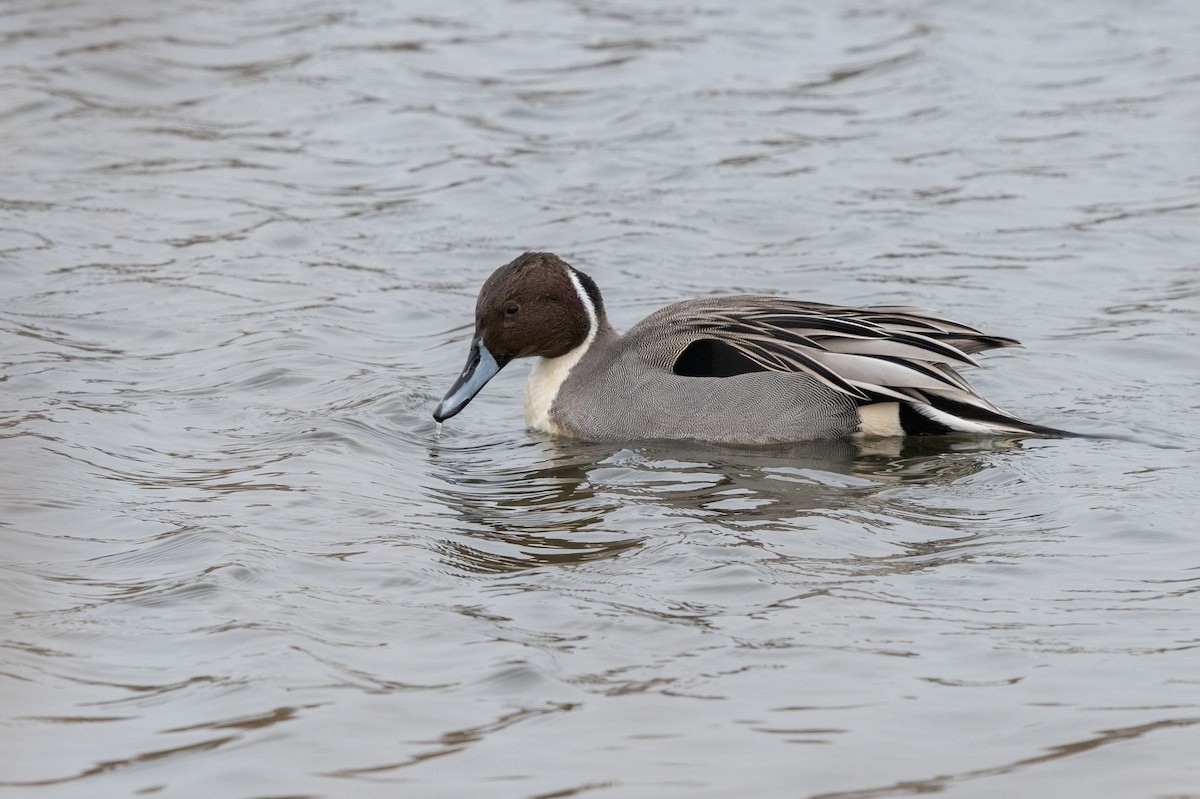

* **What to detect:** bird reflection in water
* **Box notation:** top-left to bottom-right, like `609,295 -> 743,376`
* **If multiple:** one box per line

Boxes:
426,432 -> 1032,576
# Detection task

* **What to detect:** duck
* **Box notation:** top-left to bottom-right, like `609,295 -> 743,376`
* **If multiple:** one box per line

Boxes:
433,251 -> 1074,443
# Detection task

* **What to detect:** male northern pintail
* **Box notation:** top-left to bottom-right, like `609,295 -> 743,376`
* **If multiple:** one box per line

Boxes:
434,252 -> 1073,443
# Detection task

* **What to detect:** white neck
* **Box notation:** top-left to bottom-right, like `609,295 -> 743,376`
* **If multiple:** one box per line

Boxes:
523,267 -> 599,434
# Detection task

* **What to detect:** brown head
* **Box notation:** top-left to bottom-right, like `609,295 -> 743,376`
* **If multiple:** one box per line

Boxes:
474,251 -> 604,360
434,252 -> 606,422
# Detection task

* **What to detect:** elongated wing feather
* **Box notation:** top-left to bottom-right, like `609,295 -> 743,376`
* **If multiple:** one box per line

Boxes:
633,296 -> 1020,410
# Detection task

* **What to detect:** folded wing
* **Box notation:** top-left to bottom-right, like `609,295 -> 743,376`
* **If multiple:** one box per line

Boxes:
654,297 -> 1059,435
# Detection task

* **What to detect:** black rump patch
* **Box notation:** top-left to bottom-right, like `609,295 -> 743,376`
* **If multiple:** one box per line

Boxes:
673,338 -> 768,378
897,402 -> 955,435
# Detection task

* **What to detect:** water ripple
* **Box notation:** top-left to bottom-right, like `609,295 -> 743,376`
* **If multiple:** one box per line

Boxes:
3,0 -> 1199,796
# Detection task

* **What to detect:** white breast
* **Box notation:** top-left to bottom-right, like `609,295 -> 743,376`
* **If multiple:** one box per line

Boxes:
523,266 -> 599,434
524,344 -> 591,433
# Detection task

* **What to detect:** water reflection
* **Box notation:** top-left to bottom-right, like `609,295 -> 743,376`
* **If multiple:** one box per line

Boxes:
426,433 -> 1032,575
809,715 -> 1200,799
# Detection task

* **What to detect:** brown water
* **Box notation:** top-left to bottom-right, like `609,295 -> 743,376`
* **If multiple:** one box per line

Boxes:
3,1 -> 1199,797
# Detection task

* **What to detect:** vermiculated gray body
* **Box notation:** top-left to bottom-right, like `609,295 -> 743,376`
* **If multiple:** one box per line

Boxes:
551,322 -> 859,443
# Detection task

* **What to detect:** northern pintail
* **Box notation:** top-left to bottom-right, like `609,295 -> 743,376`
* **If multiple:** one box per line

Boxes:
434,252 -> 1073,443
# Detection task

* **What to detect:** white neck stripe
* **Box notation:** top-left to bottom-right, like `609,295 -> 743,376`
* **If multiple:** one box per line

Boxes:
565,266 -> 598,336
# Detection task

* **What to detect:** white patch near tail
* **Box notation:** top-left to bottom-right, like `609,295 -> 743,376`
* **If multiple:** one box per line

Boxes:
524,267 -> 598,434
856,402 -> 903,437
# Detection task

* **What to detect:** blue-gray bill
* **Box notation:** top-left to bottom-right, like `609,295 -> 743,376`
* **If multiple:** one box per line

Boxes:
433,336 -> 509,422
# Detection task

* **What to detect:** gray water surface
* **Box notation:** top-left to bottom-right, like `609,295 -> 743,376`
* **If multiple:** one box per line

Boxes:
3,1 -> 1199,797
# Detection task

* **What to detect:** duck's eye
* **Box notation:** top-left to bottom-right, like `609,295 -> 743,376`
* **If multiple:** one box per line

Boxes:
506,303 -> 520,316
